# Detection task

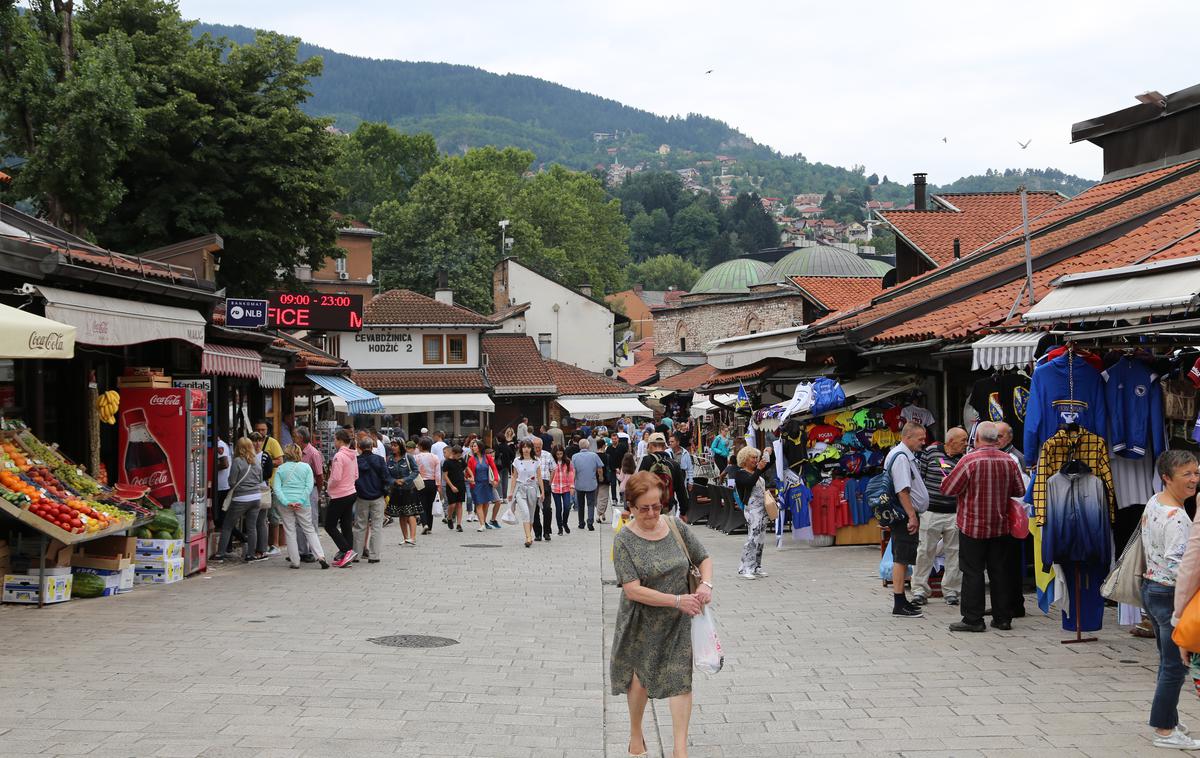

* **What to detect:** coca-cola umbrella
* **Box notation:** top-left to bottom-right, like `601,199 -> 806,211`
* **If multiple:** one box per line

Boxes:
0,302 -> 75,359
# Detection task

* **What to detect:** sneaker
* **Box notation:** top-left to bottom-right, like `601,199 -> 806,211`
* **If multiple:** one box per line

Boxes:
247,555 -> 269,563
490,520 -> 502,529
318,558 -> 330,569
446,520 -> 454,530
944,593 -> 959,606
299,554 -> 317,563
265,546 -> 282,557
910,594 -> 928,607
332,551 -> 345,564
892,605 -> 924,618
334,550 -> 356,567
1153,730 -> 1200,750
544,535 -> 551,542
753,569 -> 769,578
738,571 -> 758,580
456,525 -> 463,533
421,527 -> 431,535
477,525 -> 486,532
209,554 -> 226,563
483,522 -> 494,530
564,525 -> 570,534
289,563 -> 300,569
949,621 -> 987,632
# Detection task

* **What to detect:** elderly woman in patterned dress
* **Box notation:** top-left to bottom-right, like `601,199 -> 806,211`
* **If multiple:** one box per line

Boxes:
611,471 -> 713,758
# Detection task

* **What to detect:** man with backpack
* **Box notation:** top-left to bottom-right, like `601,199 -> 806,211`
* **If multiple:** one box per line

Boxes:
637,432 -> 690,521
884,422 -> 930,618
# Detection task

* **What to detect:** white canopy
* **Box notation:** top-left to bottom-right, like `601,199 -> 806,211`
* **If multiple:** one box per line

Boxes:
0,303 -> 75,359
36,285 -> 205,348
971,332 -> 1047,370
1024,256 -> 1200,324
690,393 -> 737,418
706,326 -> 807,369
330,392 -> 494,414
557,395 -> 654,419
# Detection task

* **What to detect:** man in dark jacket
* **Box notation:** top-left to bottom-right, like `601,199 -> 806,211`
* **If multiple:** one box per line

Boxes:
353,438 -> 392,564
637,432 -> 690,521
607,432 -> 630,501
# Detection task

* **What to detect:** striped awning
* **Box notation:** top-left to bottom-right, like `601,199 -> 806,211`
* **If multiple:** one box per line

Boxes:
201,344 -> 261,380
305,373 -> 384,415
259,364 -> 286,389
971,332 -> 1048,371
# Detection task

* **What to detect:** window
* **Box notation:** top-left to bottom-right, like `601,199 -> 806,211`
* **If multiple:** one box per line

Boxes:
537,333 -> 552,359
680,337 -> 687,351
334,256 -> 347,273
423,335 -> 443,364
446,334 -> 467,364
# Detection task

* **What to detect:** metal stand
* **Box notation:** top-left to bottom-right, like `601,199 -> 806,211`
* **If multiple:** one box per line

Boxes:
1062,565 -> 1098,645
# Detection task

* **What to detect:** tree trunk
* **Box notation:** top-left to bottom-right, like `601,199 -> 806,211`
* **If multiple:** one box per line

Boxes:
52,0 -> 72,79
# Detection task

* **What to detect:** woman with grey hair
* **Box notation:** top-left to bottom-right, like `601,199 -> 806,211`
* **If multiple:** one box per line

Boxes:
735,445 -> 771,580
1140,449 -> 1200,750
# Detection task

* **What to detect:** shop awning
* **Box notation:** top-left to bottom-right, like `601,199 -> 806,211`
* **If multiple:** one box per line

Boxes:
1023,256 -> 1200,324
778,373 -> 921,426
971,332 -> 1048,370
706,326 -> 807,370
305,373 -> 385,414
259,365 -> 286,389
557,396 -> 654,419
329,392 -> 495,414
201,344 -> 261,380
690,393 -> 737,418
35,284 -> 206,348
0,303 -> 75,359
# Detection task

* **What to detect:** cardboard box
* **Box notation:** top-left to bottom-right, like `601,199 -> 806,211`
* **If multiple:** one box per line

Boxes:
72,565 -> 134,596
3,573 -> 71,604
13,538 -> 73,569
117,376 -> 172,388
73,536 -> 135,571
134,557 -> 183,584
135,538 -> 183,561
122,367 -> 165,377
19,565 -> 71,576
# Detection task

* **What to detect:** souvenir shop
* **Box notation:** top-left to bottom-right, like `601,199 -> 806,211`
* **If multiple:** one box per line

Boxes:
749,372 -> 937,547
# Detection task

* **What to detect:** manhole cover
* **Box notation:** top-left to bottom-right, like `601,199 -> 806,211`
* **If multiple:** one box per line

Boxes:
368,635 -> 459,649
461,544 -> 503,549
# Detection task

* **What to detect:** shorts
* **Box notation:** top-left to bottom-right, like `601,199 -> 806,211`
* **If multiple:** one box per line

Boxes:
446,485 -> 466,505
891,527 -> 919,565
472,481 -> 497,504
269,494 -> 284,524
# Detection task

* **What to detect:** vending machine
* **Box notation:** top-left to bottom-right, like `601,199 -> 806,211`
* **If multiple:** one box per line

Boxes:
117,388 -> 208,575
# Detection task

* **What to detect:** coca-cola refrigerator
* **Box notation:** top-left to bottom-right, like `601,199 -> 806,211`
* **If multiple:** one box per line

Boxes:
118,388 -> 208,575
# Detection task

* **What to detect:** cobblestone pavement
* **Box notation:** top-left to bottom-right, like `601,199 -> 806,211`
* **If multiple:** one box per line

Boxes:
0,517 -> 1189,757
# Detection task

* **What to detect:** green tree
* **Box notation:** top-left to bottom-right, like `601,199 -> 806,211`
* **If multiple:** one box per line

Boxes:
615,171 -> 684,218
332,122 -> 439,219
820,190 -> 835,208
626,254 -> 702,291
628,207 -> 671,261
723,192 -> 779,254
1,0 -> 344,295
669,203 -> 718,262
867,173 -> 879,185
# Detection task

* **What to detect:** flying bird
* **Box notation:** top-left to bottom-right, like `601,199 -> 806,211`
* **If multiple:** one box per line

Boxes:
705,69 -> 713,74
941,137 -> 948,143
1018,139 -> 1031,149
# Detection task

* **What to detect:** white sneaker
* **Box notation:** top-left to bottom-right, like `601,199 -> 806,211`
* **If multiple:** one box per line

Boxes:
753,569 -> 769,577
477,526 -> 485,532
1153,729 -> 1200,750
738,571 -> 758,580
265,546 -> 281,557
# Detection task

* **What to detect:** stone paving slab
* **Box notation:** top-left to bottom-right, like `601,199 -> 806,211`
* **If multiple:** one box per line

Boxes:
0,517 -> 1190,757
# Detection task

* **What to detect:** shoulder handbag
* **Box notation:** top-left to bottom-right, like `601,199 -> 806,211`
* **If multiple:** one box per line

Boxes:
764,488 -> 780,520
1101,527 -> 1146,608
221,461 -> 254,513
665,516 -> 702,594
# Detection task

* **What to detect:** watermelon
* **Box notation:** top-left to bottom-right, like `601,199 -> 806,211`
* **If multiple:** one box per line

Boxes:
170,527 -> 183,540
73,572 -> 106,598
150,511 -> 178,532
135,527 -> 153,539
152,530 -> 173,540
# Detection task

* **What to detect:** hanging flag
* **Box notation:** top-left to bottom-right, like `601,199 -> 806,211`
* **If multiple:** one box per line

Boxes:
736,380 -> 750,410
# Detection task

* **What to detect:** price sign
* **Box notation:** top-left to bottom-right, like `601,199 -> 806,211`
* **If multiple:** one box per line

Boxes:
266,292 -> 364,331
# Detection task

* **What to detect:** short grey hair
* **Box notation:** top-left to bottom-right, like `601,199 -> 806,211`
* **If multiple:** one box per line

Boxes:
294,426 -> 310,443
737,446 -> 760,467
579,438 -> 591,450
976,421 -> 1000,444
1157,449 -> 1198,481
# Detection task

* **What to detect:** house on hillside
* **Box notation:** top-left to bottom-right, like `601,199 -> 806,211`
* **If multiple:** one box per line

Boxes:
607,286 -> 686,342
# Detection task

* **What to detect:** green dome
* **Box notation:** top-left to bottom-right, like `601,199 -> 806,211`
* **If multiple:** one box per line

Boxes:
691,258 -> 772,294
862,258 -> 895,276
765,245 -> 881,280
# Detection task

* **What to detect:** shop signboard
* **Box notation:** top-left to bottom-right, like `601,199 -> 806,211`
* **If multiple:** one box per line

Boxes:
266,292 -> 363,331
224,298 -> 268,328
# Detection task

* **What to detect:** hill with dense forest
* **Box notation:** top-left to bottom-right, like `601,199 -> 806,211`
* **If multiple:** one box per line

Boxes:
193,22 -> 1097,199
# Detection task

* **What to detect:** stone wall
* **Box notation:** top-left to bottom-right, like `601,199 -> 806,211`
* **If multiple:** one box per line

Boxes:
652,293 -> 804,355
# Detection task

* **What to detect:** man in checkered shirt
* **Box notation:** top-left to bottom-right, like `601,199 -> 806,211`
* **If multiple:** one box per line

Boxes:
941,421 -> 1027,633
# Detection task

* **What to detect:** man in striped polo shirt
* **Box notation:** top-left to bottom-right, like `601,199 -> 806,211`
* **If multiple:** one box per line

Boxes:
911,427 -> 967,607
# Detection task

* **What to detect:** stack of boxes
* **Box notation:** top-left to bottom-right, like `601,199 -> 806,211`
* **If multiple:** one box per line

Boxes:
72,535 -> 136,596
2,538 -> 72,604
134,536 -> 184,584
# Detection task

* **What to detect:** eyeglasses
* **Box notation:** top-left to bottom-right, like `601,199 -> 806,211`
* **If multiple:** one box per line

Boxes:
632,504 -> 659,514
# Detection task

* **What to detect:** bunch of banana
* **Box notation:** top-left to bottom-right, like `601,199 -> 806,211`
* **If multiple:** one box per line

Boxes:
97,390 -> 120,425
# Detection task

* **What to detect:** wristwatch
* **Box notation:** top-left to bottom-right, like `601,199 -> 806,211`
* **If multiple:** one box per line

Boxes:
701,581 -> 713,590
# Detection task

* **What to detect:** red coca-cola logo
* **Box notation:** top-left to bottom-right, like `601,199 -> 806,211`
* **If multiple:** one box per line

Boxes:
27,331 -> 64,351
131,469 -> 172,488
149,394 -> 182,406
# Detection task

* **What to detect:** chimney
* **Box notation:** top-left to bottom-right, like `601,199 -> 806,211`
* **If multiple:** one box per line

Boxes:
434,268 -> 453,306
953,238 -> 961,259
913,172 -> 927,211
579,283 -> 593,297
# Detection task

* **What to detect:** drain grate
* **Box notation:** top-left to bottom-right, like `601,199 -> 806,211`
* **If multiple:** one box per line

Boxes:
461,543 -> 503,549
369,634 -> 459,649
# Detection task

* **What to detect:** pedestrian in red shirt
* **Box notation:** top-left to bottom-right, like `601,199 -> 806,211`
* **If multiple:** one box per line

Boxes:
941,421 -> 1027,633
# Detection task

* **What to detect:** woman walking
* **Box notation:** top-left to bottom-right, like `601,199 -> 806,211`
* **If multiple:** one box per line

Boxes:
466,440 -> 501,532
213,438 -> 263,563
414,436 -> 441,535
617,452 -> 636,508
388,440 -> 421,547
709,425 -> 732,473
326,428 -> 359,567
735,445 -> 772,580
611,471 -> 713,758
1140,450 -> 1200,750
550,444 -> 574,537
508,440 -> 541,548
273,444 -> 329,569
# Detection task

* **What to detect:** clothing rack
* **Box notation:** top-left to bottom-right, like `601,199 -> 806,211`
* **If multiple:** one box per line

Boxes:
1062,565 -> 1099,645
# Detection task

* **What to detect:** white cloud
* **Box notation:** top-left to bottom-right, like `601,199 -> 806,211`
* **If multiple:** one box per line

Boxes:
178,0 -> 1198,182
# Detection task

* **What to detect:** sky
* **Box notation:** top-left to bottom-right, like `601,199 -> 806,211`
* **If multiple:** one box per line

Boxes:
178,0 -> 1198,183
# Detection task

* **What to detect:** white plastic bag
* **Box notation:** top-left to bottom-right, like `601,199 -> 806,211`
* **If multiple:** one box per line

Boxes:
692,606 -> 724,674
432,494 -> 444,518
500,505 -> 518,525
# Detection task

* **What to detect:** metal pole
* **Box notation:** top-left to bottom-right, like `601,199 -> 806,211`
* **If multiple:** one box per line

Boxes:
1020,186 -> 1035,306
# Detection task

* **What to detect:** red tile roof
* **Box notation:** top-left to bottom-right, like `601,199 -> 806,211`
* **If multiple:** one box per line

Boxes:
547,360 -> 637,395
489,301 -> 530,322
619,339 -> 659,385
816,162 -> 1200,340
481,334 -> 556,392
364,289 -> 494,326
351,369 -> 490,392
877,191 -> 1064,267
702,358 -> 796,388
655,363 -> 718,391
873,193 -> 1200,342
791,276 -> 883,311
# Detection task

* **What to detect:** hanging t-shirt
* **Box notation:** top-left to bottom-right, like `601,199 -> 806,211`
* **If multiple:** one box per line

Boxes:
871,428 -> 900,449
883,406 -> 904,432
969,373 -> 1031,443
809,425 -> 841,445
901,404 -> 935,428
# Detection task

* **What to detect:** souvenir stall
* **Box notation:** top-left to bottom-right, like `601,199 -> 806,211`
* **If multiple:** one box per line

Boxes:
750,373 -> 929,548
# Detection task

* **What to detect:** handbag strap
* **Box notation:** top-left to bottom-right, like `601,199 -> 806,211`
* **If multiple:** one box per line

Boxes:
665,516 -> 698,573
231,458 -> 254,491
